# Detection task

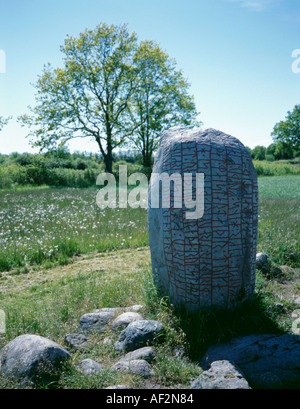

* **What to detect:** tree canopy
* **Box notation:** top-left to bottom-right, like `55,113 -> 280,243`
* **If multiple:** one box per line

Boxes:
129,40 -> 200,167
19,23 -> 199,172
272,104 -> 300,152
19,23 -> 139,173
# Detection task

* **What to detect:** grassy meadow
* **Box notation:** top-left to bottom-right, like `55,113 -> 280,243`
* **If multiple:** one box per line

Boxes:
0,174 -> 299,388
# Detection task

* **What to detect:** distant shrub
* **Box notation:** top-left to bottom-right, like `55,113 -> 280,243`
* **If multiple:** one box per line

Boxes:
265,154 -> 275,162
253,160 -> 300,176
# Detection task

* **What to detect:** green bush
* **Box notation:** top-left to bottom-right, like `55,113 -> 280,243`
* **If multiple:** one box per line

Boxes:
253,160 -> 300,176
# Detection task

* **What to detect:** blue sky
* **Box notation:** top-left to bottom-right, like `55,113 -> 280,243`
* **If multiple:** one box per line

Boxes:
0,0 -> 300,154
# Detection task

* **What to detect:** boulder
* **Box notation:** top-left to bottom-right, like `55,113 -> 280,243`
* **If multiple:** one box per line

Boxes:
202,334 -> 300,388
148,127 -> 258,311
64,333 -> 91,351
0,334 -> 70,386
78,312 -> 114,334
111,359 -> 154,379
191,360 -> 250,389
77,358 -> 103,376
115,320 -> 164,352
111,312 -> 144,331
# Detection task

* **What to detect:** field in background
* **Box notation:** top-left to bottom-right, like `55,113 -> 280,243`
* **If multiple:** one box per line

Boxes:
0,175 -> 299,273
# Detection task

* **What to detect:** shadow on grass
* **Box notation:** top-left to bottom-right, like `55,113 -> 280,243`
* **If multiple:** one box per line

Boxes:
174,294 -> 285,363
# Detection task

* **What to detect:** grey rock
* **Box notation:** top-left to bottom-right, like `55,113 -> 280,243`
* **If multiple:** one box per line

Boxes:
191,360 -> 250,389
256,253 -> 271,271
64,333 -> 91,351
294,297 -> 300,308
274,302 -> 285,312
119,347 -> 155,362
111,359 -> 154,379
103,336 -> 113,345
148,127 -> 258,311
78,312 -> 114,334
111,312 -> 144,331
115,320 -> 164,352
0,334 -> 70,386
105,384 -> 133,389
77,358 -> 103,375
202,334 -> 300,388
291,309 -> 300,318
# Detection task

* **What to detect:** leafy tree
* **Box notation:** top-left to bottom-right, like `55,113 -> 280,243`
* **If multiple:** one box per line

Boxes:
129,40 -> 200,167
251,145 -> 266,161
272,105 -> 300,152
19,23 -> 138,173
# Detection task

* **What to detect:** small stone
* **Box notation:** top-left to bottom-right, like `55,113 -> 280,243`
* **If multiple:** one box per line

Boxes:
111,312 -> 144,331
256,253 -> 271,272
191,360 -> 250,389
64,333 -> 91,351
77,359 -> 103,375
78,312 -> 114,334
115,320 -> 164,352
105,384 -> 133,389
103,337 -> 113,345
274,302 -> 285,312
119,347 -> 155,362
294,297 -> 300,308
291,309 -> 300,318
111,359 -> 154,379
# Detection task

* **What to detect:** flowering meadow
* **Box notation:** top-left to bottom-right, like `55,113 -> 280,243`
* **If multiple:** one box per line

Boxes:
0,175 -> 299,272
0,188 -> 148,272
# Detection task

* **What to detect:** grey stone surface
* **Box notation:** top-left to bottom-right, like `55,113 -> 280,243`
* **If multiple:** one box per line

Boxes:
202,334 -> 300,388
148,127 -> 258,311
191,360 -> 250,389
105,384 -> 133,389
256,252 -> 271,272
77,358 -> 103,375
64,333 -> 91,351
119,347 -> 155,362
115,320 -> 164,352
78,312 -> 114,334
0,334 -> 70,386
111,359 -> 154,378
111,312 -> 144,331
294,297 -> 300,308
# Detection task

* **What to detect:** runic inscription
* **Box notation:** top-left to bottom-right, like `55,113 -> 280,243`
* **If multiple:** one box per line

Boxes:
148,127 -> 258,311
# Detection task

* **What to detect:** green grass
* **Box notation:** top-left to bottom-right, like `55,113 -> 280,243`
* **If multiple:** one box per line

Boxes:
257,176 -> 300,266
0,175 -> 299,388
0,256 -> 298,389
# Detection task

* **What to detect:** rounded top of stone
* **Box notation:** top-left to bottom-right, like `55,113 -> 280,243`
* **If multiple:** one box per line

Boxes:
160,127 -> 246,151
